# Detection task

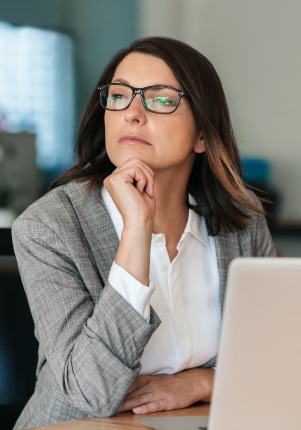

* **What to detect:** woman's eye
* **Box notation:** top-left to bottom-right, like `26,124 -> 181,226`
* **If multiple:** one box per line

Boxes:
106,93 -> 128,109
111,93 -> 126,100
154,96 -> 177,106
107,93 -> 127,105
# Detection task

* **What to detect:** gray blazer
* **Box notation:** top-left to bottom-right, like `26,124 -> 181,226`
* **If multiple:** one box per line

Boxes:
12,181 -> 276,429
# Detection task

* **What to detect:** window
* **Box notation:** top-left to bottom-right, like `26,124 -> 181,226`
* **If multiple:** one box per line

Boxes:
0,21 -> 75,172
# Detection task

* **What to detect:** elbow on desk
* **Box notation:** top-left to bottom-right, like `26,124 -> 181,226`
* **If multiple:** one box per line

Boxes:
83,391 -> 123,418
58,366 -> 132,419
30,356 -> 132,422
56,376 -> 126,419
73,393 -> 123,419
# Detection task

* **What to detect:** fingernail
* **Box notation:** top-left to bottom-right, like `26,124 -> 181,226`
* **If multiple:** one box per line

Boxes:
133,406 -> 142,413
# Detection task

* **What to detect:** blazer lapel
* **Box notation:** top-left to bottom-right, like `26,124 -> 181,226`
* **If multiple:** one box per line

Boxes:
67,181 -> 119,284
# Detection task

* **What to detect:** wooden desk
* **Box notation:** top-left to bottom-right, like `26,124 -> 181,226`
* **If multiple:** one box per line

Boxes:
26,403 -> 210,430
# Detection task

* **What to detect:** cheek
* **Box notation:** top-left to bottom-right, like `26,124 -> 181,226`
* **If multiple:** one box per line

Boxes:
104,113 -> 117,149
165,121 -> 198,152
104,115 -> 115,161
104,113 -> 111,140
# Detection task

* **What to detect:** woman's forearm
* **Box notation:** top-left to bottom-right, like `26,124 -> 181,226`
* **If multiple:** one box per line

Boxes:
115,226 -> 152,285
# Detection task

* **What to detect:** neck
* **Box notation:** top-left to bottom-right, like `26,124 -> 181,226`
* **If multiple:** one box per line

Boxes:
152,171 -> 190,261
153,170 -> 189,224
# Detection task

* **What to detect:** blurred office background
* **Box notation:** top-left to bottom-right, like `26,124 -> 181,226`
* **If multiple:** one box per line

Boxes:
0,0 -> 300,256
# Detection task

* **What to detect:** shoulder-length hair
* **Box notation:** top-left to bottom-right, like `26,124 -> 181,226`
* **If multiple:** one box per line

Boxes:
51,36 -> 263,235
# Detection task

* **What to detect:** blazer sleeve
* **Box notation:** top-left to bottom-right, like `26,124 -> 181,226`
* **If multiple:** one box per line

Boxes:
12,214 -> 160,417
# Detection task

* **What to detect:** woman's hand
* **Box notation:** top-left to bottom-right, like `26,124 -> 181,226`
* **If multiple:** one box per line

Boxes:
104,158 -> 156,231
104,159 -> 156,285
119,368 -> 215,414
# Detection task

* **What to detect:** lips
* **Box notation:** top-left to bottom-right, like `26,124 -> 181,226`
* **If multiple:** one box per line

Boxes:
119,135 -> 150,145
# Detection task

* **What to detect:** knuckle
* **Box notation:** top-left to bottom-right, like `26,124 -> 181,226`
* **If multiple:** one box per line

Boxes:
104,175 -> 112,185
132,395 -> 143,405
152,400 -> 163,411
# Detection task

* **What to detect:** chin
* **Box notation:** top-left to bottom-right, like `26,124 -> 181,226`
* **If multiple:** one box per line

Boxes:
115,154 -> 151,168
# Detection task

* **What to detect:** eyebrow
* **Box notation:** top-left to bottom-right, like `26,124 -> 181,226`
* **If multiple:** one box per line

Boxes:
111,78 -> 177,87
111,78 -> 129,84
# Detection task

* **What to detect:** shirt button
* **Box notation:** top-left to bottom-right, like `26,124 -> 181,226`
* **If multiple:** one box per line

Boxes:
155,234 -> 164,243
161,263 -> 167,271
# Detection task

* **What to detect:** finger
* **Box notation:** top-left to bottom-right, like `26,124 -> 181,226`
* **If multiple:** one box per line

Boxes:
132,170 -> 148,195
105,166 -> 149,196
121,385 -> 165,411
124,375 -> 147,396
133,400 -> 165,414
119,158 -> 154,177
120,395 -> 155,413
118,396 -> 141,412
118,160 -> 155,196
127,167 -> 154,197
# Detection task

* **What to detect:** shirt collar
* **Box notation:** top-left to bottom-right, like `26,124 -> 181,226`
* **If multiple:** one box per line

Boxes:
184,206 -> 208,246
183,195 -> 208,246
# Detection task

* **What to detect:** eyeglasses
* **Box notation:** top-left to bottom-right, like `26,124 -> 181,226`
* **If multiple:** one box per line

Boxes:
98,83 -> 189,114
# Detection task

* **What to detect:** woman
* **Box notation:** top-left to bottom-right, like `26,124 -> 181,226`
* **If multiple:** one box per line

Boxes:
12,36 -> 276,429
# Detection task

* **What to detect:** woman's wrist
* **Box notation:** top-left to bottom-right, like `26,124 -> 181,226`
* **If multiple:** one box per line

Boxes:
178,367 -> 215,403
115,227 -> 153,285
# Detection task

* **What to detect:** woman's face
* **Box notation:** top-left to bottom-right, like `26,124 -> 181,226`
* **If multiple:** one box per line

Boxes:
104,52 -> 205,174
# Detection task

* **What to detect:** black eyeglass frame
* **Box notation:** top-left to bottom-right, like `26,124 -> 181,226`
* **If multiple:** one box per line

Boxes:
98,83 -> 190,114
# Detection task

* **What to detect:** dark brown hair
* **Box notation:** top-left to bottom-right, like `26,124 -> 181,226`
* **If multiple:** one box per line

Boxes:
51,36 -> 263,235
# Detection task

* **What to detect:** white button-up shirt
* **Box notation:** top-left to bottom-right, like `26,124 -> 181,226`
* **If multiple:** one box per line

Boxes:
102,187 -> 221,374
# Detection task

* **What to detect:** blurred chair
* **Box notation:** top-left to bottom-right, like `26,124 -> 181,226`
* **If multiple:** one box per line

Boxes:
0,228 -> 38,430
242,157 -> 280,231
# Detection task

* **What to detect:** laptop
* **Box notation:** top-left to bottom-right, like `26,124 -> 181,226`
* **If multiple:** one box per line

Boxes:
141,257 -> 301,430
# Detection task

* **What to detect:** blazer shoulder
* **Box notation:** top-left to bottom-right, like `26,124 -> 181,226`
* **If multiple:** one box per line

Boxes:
13,181 -> 94,232
14,184 -> 73,222
12,181 -> 111,243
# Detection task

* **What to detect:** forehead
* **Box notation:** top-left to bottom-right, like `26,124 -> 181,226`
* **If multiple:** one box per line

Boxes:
112,52 -> 180,87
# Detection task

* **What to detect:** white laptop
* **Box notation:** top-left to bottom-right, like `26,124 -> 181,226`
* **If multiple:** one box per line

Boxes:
142,257 -> 301,430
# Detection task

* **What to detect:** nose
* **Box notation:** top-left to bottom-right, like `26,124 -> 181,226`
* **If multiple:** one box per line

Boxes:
124,92 -> 147,123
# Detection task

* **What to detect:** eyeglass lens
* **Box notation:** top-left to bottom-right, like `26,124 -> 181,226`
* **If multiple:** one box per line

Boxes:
100,84 -> 181,113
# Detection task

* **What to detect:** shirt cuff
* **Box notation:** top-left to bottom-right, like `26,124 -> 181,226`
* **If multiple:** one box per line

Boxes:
109,262 -> 155,321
